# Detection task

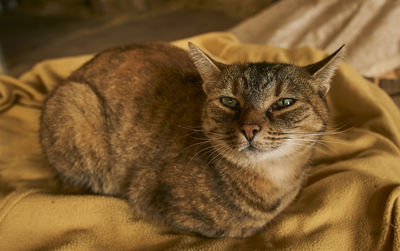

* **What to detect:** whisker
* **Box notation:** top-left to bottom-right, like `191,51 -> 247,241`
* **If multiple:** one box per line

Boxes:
277,125 -> 353,138
187,146 -> 215,166
187,141 -> 231,165
176,124 -> 203,131
290,136 -> 333,147
282,131 -> 343,136
326,119 -> 358,132
289,138 -> 336,154
206,145 -> 230,165
179,140 -> 210,153
187,134 -> 233,141
288,141 -> 332,155
291,136 -> 348,146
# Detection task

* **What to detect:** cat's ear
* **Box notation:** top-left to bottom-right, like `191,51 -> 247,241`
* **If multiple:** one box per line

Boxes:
188,42 -> 223,94
304,45 -> 345,96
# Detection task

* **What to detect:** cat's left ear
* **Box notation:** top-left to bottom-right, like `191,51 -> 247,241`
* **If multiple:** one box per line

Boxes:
188,42 -> 225,94
304,45 -> 345,96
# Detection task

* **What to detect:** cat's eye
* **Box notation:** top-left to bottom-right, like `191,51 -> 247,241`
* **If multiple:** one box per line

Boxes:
220,97 -> 239,109
270,98 -> 296,110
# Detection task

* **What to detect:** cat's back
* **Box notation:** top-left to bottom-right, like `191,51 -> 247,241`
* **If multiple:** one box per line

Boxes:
40,42 -> 204,194
66,42 -> 205,139
69,42 -> 201,101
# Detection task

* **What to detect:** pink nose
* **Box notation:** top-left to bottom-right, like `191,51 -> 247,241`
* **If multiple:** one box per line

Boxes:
240,124 -> 261,142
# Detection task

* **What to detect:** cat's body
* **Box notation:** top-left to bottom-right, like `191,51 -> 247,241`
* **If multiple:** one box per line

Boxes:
40,42 -> 342,238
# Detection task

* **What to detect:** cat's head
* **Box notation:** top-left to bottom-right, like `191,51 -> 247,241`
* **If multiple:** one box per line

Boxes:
188,43 -> 343,165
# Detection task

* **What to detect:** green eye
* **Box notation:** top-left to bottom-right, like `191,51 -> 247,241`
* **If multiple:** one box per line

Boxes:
220,97 -> 239,109
272,98 -> 296,110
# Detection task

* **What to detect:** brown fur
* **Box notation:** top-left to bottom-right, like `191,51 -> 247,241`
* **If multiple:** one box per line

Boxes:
40,42 -> 342,238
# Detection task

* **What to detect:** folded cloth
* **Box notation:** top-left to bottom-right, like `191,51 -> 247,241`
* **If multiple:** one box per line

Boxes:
231,0 -> 400,77
1,32 -> 400,250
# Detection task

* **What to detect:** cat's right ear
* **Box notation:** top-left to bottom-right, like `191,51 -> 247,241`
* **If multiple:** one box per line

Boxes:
188,42 -> 222,94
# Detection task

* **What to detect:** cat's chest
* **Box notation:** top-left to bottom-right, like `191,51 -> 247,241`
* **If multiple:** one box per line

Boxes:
254,161 -> 299,189
263,165 -> 293,186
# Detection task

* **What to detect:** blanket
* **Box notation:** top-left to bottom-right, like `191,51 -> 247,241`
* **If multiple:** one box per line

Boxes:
1,32 -> 400,250
231,0 -> 400,77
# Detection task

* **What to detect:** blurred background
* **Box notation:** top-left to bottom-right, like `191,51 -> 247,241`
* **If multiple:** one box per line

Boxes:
0,0 -> 275,76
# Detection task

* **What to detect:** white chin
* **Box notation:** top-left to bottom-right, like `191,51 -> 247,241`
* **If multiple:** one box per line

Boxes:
215,142 -> 295,165
241,149 -> 271,162
219,146 -> 271,163
239,143 -> 294,163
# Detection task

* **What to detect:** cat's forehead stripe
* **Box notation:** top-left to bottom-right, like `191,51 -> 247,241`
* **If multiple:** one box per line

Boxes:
225,68 -> 239,96
236,64 -> 282,102
273,70 -> 286,97
245,64 -> 286,87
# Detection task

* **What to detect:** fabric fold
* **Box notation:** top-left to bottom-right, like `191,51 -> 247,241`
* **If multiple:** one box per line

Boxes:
0,32 -> 400,250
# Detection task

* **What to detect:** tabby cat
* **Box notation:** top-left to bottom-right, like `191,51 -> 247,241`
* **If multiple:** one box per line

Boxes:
40,42 -> 343,238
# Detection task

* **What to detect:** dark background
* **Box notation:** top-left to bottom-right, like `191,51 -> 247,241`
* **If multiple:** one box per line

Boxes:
0,0 -> 275,76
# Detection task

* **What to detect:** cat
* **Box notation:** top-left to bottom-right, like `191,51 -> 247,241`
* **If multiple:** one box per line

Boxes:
39,41 -> 343,238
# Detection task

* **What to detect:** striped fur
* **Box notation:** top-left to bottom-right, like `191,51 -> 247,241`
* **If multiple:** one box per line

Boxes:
40,42 -> 342,238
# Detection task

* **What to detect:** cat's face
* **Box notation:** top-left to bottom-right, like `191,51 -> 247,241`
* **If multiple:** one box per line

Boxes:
201,63 -> 329,163
188,42 -> 343,165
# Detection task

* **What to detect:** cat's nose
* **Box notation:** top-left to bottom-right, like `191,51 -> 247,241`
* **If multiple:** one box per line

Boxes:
240,124 -> 261,142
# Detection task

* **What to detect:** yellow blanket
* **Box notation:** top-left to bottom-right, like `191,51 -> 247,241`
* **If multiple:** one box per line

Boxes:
1,32 -> 400,250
